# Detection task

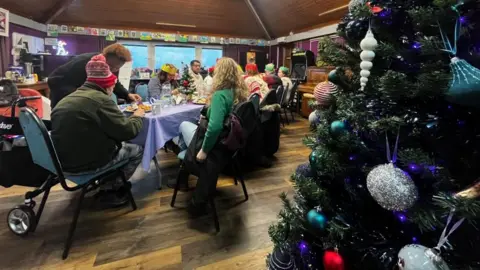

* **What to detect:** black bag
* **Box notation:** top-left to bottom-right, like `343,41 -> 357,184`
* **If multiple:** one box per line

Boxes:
0,80 -> 19,108
0,142 -> 51,188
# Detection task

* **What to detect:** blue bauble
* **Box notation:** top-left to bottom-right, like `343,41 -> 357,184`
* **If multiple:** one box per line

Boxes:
307,209 -> 327,230
268,248 -> 295,270
330,120 -> 347,135
296,162 -> 315,178
446,57 -> 480,108
309,150 -> 322,170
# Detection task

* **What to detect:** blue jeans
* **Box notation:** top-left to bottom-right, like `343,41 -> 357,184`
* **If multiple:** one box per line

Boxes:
178,121 -> 198,151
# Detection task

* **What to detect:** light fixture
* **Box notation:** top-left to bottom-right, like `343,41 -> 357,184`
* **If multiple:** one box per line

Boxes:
318,4 -> 348,17
156,22 -> 196,28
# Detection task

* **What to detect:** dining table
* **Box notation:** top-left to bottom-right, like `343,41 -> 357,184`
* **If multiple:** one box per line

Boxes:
129,103 -> 204,172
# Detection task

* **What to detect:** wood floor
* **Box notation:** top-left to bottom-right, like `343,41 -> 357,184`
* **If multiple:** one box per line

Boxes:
0,117 -> 310,270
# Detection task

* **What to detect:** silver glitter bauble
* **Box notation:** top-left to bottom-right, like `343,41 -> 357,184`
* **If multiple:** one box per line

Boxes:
349,0 -> 366,12
398,244 -> 450,270
366,163 -> 418,211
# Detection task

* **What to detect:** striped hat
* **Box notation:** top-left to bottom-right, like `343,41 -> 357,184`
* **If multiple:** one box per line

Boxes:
86,54 -> 117,89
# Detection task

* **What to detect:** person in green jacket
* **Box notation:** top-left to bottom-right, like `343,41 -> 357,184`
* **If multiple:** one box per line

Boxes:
178,57 -> 248,214
51,54 -> 145,206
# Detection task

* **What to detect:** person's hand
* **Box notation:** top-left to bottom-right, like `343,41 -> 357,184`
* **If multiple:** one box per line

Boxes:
128,93 -> 142,102
196,149 -> 207,162
133,108 -> 145,118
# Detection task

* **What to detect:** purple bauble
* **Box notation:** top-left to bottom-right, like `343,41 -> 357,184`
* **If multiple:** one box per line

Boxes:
296,162 -> 315,178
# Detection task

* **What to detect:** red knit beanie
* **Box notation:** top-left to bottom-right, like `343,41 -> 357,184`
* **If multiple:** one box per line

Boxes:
86,54 -> 117,89
245,63 -> 258,73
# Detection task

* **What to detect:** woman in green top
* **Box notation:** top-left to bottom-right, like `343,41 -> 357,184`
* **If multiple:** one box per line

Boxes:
177,57 -> 247,214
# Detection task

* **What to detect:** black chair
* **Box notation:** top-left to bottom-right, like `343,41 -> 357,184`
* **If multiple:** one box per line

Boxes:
275,86 -> 288,126
18,107 -> 137,259
170,102 -> 255,232
282,81 -> 300,122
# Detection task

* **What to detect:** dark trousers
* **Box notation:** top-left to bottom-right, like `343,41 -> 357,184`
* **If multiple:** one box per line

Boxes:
48,80 -> 76,109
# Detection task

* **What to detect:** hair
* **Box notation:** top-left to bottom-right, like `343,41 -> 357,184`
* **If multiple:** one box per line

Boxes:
247,69 -> 259,77
102,44 -> 132,62
158,70 -> 179,88
212,57 -> 247,103
190,60 -> 201,66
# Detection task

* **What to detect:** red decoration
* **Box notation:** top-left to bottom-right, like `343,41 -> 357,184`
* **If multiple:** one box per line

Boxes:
208,67 -> 215,74
183,80 -> 189,87
323,250 -> 345,270
314,81 -> 338,106
366,1 -> 383,13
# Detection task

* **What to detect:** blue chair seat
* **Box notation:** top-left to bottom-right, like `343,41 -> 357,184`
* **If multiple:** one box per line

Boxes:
177,150 -> 187,161
64,159 -> 129,185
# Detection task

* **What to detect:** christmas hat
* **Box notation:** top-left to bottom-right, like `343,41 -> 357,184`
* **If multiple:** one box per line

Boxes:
246,63 -> 258,72
279,66 -> 290,75
161,64 -> 178,75
265,63 -> 275,72
86,54 -> 117,89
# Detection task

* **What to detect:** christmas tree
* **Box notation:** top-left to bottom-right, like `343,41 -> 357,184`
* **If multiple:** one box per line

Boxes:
268,0 -> 480,269
179,64 -> 196,96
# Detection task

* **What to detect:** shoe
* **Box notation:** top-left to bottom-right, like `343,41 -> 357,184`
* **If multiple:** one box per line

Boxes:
164,140 -> 181,155
95,189 -> 129,208
187,198 -> 208,218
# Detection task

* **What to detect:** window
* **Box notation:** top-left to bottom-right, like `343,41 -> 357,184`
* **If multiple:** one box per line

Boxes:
124,45 -> 148,68
155,46 -> 195,71
202,49 -> 223,68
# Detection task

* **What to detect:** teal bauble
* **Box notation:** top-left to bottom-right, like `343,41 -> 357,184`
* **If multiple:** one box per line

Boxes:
307,209 -> 327,230
309,150 -> 322,170
330,120 -> 347,134
446,57 -> 480,108
328,69 -> 340,85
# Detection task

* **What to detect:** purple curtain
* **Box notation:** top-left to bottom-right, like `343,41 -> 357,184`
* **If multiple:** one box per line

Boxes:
0,36 -> 8,76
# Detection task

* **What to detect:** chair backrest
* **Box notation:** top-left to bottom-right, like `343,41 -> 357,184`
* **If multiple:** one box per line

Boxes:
288,81 -> 300,105
260,89 -> 278,107
135,84 -> 149,102
249,93 -> 260,115
0,89 -> 44,118
275,85 -> 285,104
18,107 -> 62,177
233,101 -> 257,137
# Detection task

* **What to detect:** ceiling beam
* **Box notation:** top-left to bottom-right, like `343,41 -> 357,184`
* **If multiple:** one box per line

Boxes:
42,0 -> 76,25
243,0 -> 272,40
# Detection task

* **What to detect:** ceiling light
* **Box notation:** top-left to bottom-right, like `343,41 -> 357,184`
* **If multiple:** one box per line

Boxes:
156,22 -> 196,28
318,4 -> 348,17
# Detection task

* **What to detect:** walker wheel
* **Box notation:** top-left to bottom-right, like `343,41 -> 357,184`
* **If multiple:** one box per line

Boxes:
7,205 -> 36,236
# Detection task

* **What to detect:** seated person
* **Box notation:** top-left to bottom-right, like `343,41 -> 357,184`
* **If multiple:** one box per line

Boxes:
51,54 -> 145,206
177,57 -> 247,215
189,60 -> 206,97
262,63 -> 283,90
278,66 -> 293,92
243,63 -> 269,100
148,64 -> 179,99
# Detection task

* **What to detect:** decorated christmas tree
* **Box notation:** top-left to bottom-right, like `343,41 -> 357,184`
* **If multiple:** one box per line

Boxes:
179,64 -> 196,97
268,0 -> 480,269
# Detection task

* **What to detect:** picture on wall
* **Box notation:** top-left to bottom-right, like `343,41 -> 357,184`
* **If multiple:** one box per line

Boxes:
246,52 -> 256,64
130,31 -> 137,38
100,29 -> 107,36
60,25 -> 68,33
0,8 -> 9,37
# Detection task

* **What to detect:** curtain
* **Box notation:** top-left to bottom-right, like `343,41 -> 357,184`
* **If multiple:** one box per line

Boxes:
0,36 -> 8,76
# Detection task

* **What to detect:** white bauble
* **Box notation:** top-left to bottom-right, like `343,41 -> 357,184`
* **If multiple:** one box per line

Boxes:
360,30 -> 378,51
366,163 -> 418,211
360,50 -> 375,61
360,61 -> 373,70
309,110 -> 320,125
348,0 -> 366,12
361,82 -> 366,87
398,244 -> 450,270
360,70 -> 370,77
360,77 -> 369,84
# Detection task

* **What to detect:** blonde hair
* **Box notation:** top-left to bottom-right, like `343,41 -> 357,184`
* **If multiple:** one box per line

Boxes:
212,57 -> 247,103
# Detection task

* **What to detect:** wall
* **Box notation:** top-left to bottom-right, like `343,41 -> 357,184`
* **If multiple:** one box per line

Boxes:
294,39 -> 319,59
44,35 -> 115,56
8,23 -> 46,64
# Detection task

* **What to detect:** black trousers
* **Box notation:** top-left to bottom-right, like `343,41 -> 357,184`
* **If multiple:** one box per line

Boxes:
48,80 -> 76,109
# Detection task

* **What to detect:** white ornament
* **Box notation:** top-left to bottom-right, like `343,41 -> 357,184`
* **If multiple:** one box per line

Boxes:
308,110 -> 320,125
348,0 -> 366,12
398,244 -> 450,270
359,28 -> 377,91
366,163 -> 418,211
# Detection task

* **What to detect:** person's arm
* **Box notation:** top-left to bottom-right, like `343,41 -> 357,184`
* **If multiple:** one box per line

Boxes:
202,92 -> 229,152
113,80 -> 131,101
97,99 -> 143,142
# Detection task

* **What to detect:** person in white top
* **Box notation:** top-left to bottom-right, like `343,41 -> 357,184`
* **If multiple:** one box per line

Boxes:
278,66 -> 293,92
189,60 -> 207,97
204,66 -> 214,96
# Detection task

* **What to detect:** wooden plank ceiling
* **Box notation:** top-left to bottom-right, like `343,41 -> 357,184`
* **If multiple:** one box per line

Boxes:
2,0 -> 348,38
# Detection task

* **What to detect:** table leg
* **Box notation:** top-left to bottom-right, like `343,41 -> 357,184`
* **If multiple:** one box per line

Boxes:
153,156 -> 162,190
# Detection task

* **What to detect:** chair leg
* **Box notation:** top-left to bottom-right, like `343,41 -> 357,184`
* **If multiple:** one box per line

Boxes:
234,176 -> 238,186
62,187 -> 86,260
290,109 -> 295,122
209,199 -> 220,233
239,176 -> 249,201
153,156 -> 162,190
170,164 -> 185,207
120,172 -> 137,211
284,109 -> 290,125
280,114 -> 285,127
32,184 -> 52,232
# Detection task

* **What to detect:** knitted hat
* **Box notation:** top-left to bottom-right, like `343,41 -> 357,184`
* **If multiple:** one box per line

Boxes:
265,63 -> 275,72
161,64 -> 178,75
245,63 -> 258,72
279,66 -> 290,75
86,54 -> 117,89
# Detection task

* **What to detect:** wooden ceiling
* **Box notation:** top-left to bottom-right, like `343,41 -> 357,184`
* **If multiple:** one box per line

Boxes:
2,0 -> 348,38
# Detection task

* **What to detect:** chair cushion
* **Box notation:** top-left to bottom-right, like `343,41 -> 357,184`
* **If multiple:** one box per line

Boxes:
178,150 -> 187,160
65,159 -> 129,185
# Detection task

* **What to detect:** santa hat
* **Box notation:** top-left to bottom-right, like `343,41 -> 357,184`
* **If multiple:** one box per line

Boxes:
279,66 -> 290,75
265,63 -> 275,72
86,54 -> 117,89
245,63 -> 258,73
